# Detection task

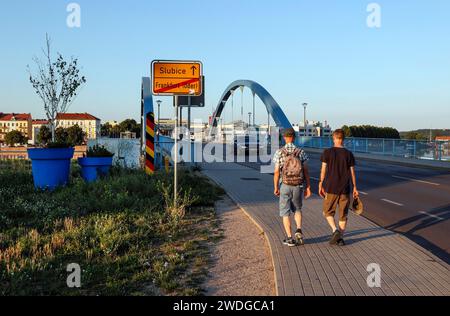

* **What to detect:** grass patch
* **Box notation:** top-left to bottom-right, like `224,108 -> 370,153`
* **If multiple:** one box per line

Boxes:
0,160 -> 224,296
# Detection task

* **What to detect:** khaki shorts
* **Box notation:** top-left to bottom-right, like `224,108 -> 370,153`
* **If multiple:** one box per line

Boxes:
323,193 -> 350,221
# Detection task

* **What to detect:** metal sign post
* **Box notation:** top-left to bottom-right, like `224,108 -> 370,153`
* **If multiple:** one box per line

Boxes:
187,96 -> 191,134
174,95 -> 178,208
151,60 -> 203,208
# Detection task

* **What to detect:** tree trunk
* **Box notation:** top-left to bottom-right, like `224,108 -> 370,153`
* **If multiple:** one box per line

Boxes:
51,120 -> 56,142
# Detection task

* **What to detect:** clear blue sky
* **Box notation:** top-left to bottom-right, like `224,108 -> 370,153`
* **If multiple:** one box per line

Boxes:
0,0 -> 449,131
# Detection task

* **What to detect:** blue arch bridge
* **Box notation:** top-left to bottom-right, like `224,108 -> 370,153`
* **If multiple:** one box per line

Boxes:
141,78 -> 294,168
141,78 -> 449,169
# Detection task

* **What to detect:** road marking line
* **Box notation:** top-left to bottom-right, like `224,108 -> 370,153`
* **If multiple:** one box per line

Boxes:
310,177 -> 320,181
381,199 -> 404,207
392,175 -> 440,186
359,191 -> 369,196
419,211 -> 444,221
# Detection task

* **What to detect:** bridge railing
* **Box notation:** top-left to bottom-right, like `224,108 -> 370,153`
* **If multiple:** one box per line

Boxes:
157,135 -> 197,166
296,136 -> 450,162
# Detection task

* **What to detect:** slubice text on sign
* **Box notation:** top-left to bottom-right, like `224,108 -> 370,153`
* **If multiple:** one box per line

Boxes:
152,61 -> 202,96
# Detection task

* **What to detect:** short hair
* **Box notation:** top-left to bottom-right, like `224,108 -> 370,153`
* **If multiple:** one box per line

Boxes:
333,129 -> 345,140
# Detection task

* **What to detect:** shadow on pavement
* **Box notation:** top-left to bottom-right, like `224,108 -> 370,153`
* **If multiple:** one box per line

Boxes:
305,227 -> 395,246
384,204 -> 450,264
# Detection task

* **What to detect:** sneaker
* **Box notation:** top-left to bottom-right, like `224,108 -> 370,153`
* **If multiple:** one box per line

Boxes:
283,238 -> 297,247
329,230 -> 342,245
295,229 -> 305,246
337,238 -> 346,246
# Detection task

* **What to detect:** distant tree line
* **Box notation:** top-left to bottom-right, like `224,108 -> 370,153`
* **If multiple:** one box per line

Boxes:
400,129 -> 450,141
101,119 -> 141,138
342,125 -> 400,139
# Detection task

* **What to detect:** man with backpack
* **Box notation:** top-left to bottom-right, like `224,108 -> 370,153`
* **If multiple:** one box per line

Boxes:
273,128 -> 312,247
319,129 -> 359,246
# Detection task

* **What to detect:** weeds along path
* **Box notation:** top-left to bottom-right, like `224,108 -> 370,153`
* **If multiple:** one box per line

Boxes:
0,164 -> 224,296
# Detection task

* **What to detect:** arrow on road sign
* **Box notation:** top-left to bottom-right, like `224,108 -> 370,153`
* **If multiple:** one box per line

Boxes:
191,65 -> 197,76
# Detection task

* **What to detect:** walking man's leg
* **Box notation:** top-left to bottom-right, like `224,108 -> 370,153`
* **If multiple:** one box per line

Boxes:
323,193 -> 343,245
336,194 -> 351,246
279,185 -> 296,247
294,211 -> 302,231
282,216 -> 292,238
339,221 -> 347,233
326,216 -> 337,232
292,186 -> 304,245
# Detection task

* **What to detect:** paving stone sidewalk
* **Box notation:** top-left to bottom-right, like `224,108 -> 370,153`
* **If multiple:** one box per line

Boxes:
202,162 -> 450,296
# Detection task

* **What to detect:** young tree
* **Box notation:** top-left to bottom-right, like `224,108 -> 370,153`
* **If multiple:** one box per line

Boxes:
37,125 -> 52,145
28,34 -> 86,142
5,130 -> 27,147
55,127 -> 69,144
100,123 -> 112,137
66,124 -> 85,146
119,119 -> 138,133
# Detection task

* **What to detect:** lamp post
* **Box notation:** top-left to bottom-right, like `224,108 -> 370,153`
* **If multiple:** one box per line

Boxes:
240,86 -> 244,123
302,102 -> 308,136
248,112 -> 252,127
156,100 -> 162,168
231,90 -> 234,124
156,100 -> 162,134
252,91 -> 256,126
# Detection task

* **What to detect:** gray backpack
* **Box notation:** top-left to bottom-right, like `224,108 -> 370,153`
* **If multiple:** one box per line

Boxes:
281,148 -> 304,186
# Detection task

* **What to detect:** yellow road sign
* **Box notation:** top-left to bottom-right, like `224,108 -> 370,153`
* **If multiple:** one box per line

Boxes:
152,60 -> 203,96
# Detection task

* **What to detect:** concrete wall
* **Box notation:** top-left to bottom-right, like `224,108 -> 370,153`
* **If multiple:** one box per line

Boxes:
0,146 -> 87,160
88,138 -> 141,169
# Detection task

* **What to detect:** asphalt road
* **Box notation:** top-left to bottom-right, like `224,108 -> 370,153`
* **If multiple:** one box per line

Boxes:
237,151 -> 450,264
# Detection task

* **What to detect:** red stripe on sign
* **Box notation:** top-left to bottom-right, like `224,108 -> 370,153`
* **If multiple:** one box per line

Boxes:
155,78 -> 200,93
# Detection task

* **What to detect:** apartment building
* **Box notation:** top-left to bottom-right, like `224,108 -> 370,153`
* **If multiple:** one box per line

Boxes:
56,113 -> 101,140
294,121 -> 333,137
0,113 -> 33,143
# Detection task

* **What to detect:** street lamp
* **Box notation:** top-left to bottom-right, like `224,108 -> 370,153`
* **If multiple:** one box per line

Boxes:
156,100 -> 162,134
302,102 -> 308,136
252,91 -> 256,127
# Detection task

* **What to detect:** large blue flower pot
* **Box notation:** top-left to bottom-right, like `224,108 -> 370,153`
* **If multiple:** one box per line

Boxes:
78,157 -> 113,183
27,148 -> 75,190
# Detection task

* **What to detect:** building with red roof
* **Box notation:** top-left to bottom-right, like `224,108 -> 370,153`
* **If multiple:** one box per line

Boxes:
0,113 -> 33,143
1,112 -> 101,145
56,113 -> 101,140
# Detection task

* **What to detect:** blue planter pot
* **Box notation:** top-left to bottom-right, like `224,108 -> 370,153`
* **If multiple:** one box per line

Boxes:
78,157 -> 113,183
27,148 -> 75,190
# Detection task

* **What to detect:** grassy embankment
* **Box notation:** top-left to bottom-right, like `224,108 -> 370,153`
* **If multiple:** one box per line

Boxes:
0,160 -> 224,295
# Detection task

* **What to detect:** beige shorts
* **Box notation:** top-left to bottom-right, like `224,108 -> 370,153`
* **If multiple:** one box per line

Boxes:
323,193 -> 350,221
